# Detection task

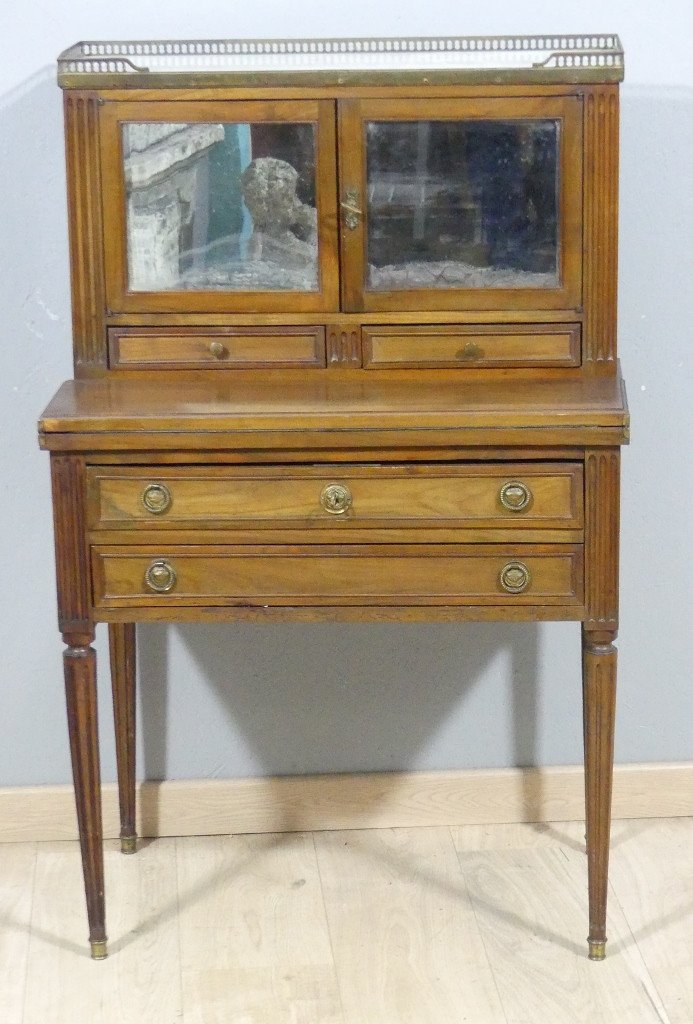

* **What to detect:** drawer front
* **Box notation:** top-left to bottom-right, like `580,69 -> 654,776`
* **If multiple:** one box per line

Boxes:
92,545 -> 583,607
109,327 -> 326,369
362,324 -> 580,368
88,464 -> 583,531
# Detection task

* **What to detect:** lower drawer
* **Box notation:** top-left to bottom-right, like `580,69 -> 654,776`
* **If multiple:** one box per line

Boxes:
92,545 -> 583,608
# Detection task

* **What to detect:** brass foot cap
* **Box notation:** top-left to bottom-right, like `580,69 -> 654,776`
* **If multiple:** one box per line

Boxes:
588,939 -> 606,961
120,835 -> 137,855
90,939 -> 108,960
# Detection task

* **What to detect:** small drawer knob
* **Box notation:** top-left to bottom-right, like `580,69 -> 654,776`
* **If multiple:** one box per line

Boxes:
320,483 -> 352,515
209,340 -> 227,359
499,561 -> 532,594
499,481 -> 532,512
456,340 -> 483,360
141,482 -> 172,515
144,559 -> 177,593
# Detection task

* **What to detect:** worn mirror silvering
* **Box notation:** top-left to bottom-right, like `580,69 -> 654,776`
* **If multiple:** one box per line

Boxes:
123,121 -> 318,292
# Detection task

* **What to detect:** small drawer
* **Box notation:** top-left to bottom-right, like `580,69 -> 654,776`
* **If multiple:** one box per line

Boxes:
108,326 -> 326,369
87,464 -> 584,532
362,324 -> 581,368
92,545 -> 584,608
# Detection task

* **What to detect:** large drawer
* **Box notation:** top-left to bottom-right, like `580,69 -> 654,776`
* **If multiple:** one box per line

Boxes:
87,463 -> 583,532
92,544 -> 583,608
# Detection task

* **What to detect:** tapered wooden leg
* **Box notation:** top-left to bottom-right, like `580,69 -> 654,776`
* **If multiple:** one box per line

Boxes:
109,623 -> 137,854
582,626 -> 617,961
63,633 -> 107,959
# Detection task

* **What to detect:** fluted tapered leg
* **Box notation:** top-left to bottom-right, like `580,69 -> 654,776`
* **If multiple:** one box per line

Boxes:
582,627 -> 617,960
109,623 -> 137,854
64,635 -> 107,959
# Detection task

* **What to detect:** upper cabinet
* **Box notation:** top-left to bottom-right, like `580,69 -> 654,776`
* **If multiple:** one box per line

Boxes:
59,34 -> 623,371
99,94 -> 582,316
100,100 -> 339,312
338,97 -> 583,312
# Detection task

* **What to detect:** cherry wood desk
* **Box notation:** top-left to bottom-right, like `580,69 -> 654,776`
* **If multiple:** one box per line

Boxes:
40,34 -> 628,961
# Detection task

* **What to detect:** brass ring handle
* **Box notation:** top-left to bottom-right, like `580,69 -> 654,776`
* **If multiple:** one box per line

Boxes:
320,483 -> 352,515
209,340 -> 227,359
499,561 -> 532,594
499,481 -> 532,512
141,482 -> 172,515
144,559 -> 177,593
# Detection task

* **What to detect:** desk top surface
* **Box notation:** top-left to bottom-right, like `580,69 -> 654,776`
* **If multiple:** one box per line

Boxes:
38,373 -> 629,452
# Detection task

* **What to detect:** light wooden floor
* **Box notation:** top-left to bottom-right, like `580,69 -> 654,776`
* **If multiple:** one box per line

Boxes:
1,818 -> 691,1024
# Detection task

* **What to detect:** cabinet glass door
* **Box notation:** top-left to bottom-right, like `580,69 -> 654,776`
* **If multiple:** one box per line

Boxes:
101,100 -> 338,312
339,97 -> 582,312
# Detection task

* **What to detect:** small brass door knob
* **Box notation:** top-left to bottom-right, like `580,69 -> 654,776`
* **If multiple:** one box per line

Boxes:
320,483 -> 352,515
456,340 -> 484,360
209,340 -> 227,359
499,481 -> 532,512
144,559 -> 177,593
499,561 -> 532,594
141,482 -> 172,515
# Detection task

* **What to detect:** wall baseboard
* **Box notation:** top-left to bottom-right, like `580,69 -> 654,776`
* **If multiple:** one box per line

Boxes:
0,762 -> 691,843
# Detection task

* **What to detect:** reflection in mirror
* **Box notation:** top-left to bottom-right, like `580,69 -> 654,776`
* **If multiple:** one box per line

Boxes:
366,119 -> 559,291
123,122 -> 318,292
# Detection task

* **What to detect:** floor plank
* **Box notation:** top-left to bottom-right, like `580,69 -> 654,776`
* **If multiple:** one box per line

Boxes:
23,839 -> 182,1024
609,817 -> 693,1024
9,817 -> 691,1024
175,833 -> 344,1024
314,826 -> 507,1024
0,842 -> 36,1024
451,828 -> 670,1024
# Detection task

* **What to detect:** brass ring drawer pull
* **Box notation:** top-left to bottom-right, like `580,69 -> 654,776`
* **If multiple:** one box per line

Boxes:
141,482 -> 172,515
499,561 -> 532,594
144,559 -> 177,593
320,483 -> 352,515
499,481 -> 532,512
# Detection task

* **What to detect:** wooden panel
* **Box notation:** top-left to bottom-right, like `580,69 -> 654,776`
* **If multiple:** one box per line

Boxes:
109,326 -> 326,368
50,454 -> 92,638
0,843 -> 35,1024
23,841 -> 182,1024
339,95 -> 583,313
326,323 -> 362,366
3,765 -> 692,842
63,93 -> 106,371
583,86 -> 619,363
455,842 -> 666,1024
91,543 -> 583,607
176,835 -> 344,1024
87,462 -> 583,530
584,449 -> 620,633
314,828 -> 505,1023
363,324 -> 581,368
100,98 -> 339,313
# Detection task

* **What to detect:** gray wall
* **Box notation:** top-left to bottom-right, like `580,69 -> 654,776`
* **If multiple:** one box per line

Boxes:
1,3 -> 691,787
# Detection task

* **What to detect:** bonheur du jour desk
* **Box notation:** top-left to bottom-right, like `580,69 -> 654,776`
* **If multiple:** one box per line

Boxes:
38,34 -> 628,961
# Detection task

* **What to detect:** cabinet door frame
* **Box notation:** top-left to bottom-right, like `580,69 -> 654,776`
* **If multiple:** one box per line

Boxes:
338,95 -> 583,313
100,99 -> 339,313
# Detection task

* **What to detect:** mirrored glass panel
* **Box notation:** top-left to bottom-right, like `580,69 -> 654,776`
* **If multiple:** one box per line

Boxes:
123,122 -> 318,291
365,120 -> 559,291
